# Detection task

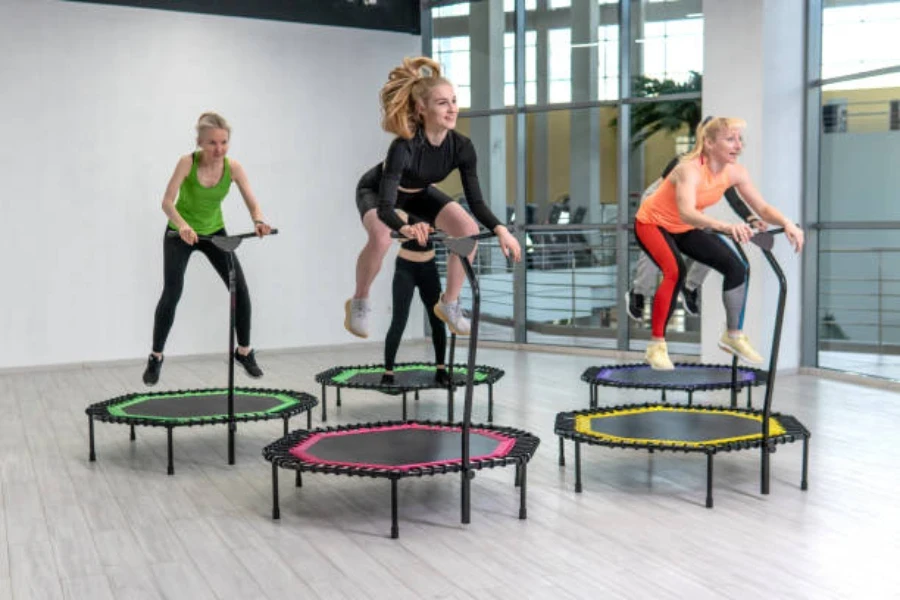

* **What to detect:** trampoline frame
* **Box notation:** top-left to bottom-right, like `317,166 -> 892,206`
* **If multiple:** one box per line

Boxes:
263,419 -> 539,538
580,362 -> 768,409
559,227 -> 812,506
555,403 -> 810,507
267,229 -> 540,538
87,386 -> 316,475
314,351 -> 504,423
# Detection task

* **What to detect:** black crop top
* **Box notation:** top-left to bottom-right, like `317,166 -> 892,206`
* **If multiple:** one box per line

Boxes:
376,129 -> 502,233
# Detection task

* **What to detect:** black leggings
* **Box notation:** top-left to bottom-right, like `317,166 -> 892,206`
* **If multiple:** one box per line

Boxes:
384,257 -> 446,371
151,228 -> 251,353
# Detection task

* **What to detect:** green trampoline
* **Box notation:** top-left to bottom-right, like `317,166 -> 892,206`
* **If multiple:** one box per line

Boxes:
87,387 -> 317,474
315,361 -> 504,422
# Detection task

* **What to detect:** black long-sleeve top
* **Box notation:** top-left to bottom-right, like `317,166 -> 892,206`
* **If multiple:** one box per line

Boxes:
376,129 -> 502,232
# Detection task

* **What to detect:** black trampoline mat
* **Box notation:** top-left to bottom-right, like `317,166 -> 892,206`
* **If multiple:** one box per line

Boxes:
594,365 -> 756,387
115,393 -> 290,419
296,428 -> 506,467
347,370 -> 471,387
586,411 -> 763,443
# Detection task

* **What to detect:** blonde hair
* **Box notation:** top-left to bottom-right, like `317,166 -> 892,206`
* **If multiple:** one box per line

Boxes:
380,57 -> 452,139
196,111 -> 231,141
682,116 -> 746,162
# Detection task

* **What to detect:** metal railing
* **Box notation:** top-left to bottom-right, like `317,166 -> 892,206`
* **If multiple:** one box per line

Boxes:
818,245 -> 900,354
434,223 -> 698,346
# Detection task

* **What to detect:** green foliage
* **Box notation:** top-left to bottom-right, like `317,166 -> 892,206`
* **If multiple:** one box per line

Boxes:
610,71 -> 702,149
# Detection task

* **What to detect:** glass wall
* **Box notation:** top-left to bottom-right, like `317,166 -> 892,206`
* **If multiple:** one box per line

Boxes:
809,0 -> 900,379
426,0 -> 701,350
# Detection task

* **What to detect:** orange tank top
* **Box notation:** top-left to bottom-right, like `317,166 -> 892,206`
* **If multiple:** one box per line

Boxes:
636,162 -> 732,233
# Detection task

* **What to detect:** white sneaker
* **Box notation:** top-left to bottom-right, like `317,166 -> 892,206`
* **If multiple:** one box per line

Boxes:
344,298 -> 371,338
434,298 -> 471,336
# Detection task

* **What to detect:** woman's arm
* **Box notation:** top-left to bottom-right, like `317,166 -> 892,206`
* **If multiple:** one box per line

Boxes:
458,138 -> 521,261
731,164 -> 804,250
231,159 -> 271,235
161,155 -> 197,244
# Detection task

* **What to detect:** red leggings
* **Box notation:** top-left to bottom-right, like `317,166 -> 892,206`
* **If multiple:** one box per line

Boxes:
634,220 -> 747,338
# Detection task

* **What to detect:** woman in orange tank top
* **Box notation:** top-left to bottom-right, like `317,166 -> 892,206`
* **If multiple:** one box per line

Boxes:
633,117 -> 804,370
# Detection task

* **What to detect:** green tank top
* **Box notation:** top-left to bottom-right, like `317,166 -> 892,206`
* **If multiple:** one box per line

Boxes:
169,152 -> 232,235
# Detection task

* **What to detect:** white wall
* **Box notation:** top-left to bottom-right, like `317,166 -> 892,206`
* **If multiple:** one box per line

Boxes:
0,0 -> 421,369
701,0 -> 805,371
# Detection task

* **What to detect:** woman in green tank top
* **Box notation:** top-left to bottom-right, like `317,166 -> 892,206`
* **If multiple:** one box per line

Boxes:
143,112 -> 274,386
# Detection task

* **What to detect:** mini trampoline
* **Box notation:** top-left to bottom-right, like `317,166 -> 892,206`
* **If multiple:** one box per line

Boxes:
581,362 -> 767,409
264,420 -> 538,538
555,403 -> 809,507
314,359 -> 504,422
265,230 -> 540,538
558,228 -> 812,507
88,387 -> 316,474
86,230 -> 318,474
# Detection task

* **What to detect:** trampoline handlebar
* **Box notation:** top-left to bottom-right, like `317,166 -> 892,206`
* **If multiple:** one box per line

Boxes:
165,228 -> 279,241
389,226 -> 516,243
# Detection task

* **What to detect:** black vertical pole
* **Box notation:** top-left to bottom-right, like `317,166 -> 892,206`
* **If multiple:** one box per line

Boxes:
227,252 -> 237,465
761,247 -> 787,495
460,255 -> 480,526
448,334 -> 457,421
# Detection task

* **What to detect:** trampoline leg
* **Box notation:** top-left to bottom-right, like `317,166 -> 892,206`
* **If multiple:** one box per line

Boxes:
321,384 -> 327,422
130,425 -> 136,441
688,391 -> 693,407
88,416 -> 96,462
415,390 -> 419,402
166,427 -> 174,476
706,453 -> 714,508
228,421 -> 236,466
272,462 -> 280,520
336,387 -> 341,408
390,479 -> 399,539
306,407 -> 312,430
747,386 -> 752,409
488,384 -> 494,423
558,437 -> 565,467
461,470 -> 471,525
283,416 -> 289,437
447,386 -> 454,422
402,392 -> 407,420
514,463 -> 521,487
661,389 -> 667,403
295,469 -> 302,488
591,384 -> 597,409
518,462 -> 528,519
574,442 -> 583,493
761,444 -> 771,496
801,437 -> 809,491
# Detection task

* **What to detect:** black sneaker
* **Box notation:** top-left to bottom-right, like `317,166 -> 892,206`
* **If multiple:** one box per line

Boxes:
626,289 -> 645,322
234,349 -> 263,378
434,368 -> 451,387
682,287 -> 700,316
143,354 -> 163,386
380,373 -> 395,385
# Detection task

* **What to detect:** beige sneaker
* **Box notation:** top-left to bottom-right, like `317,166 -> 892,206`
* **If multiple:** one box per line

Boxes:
645,340 -> 674,370
344,298 -> 370,338
718,332 -> 763,364
434,298 -> 471,336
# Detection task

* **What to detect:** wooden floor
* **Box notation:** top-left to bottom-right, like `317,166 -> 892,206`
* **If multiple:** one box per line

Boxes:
1,342 -> 898,599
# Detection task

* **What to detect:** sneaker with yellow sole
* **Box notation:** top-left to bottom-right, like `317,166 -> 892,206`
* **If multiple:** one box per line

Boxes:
645,340 -> 674,370
717,332 -> 763,364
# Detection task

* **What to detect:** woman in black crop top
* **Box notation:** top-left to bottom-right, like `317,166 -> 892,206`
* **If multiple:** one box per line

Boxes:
346,57 -> 521,339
